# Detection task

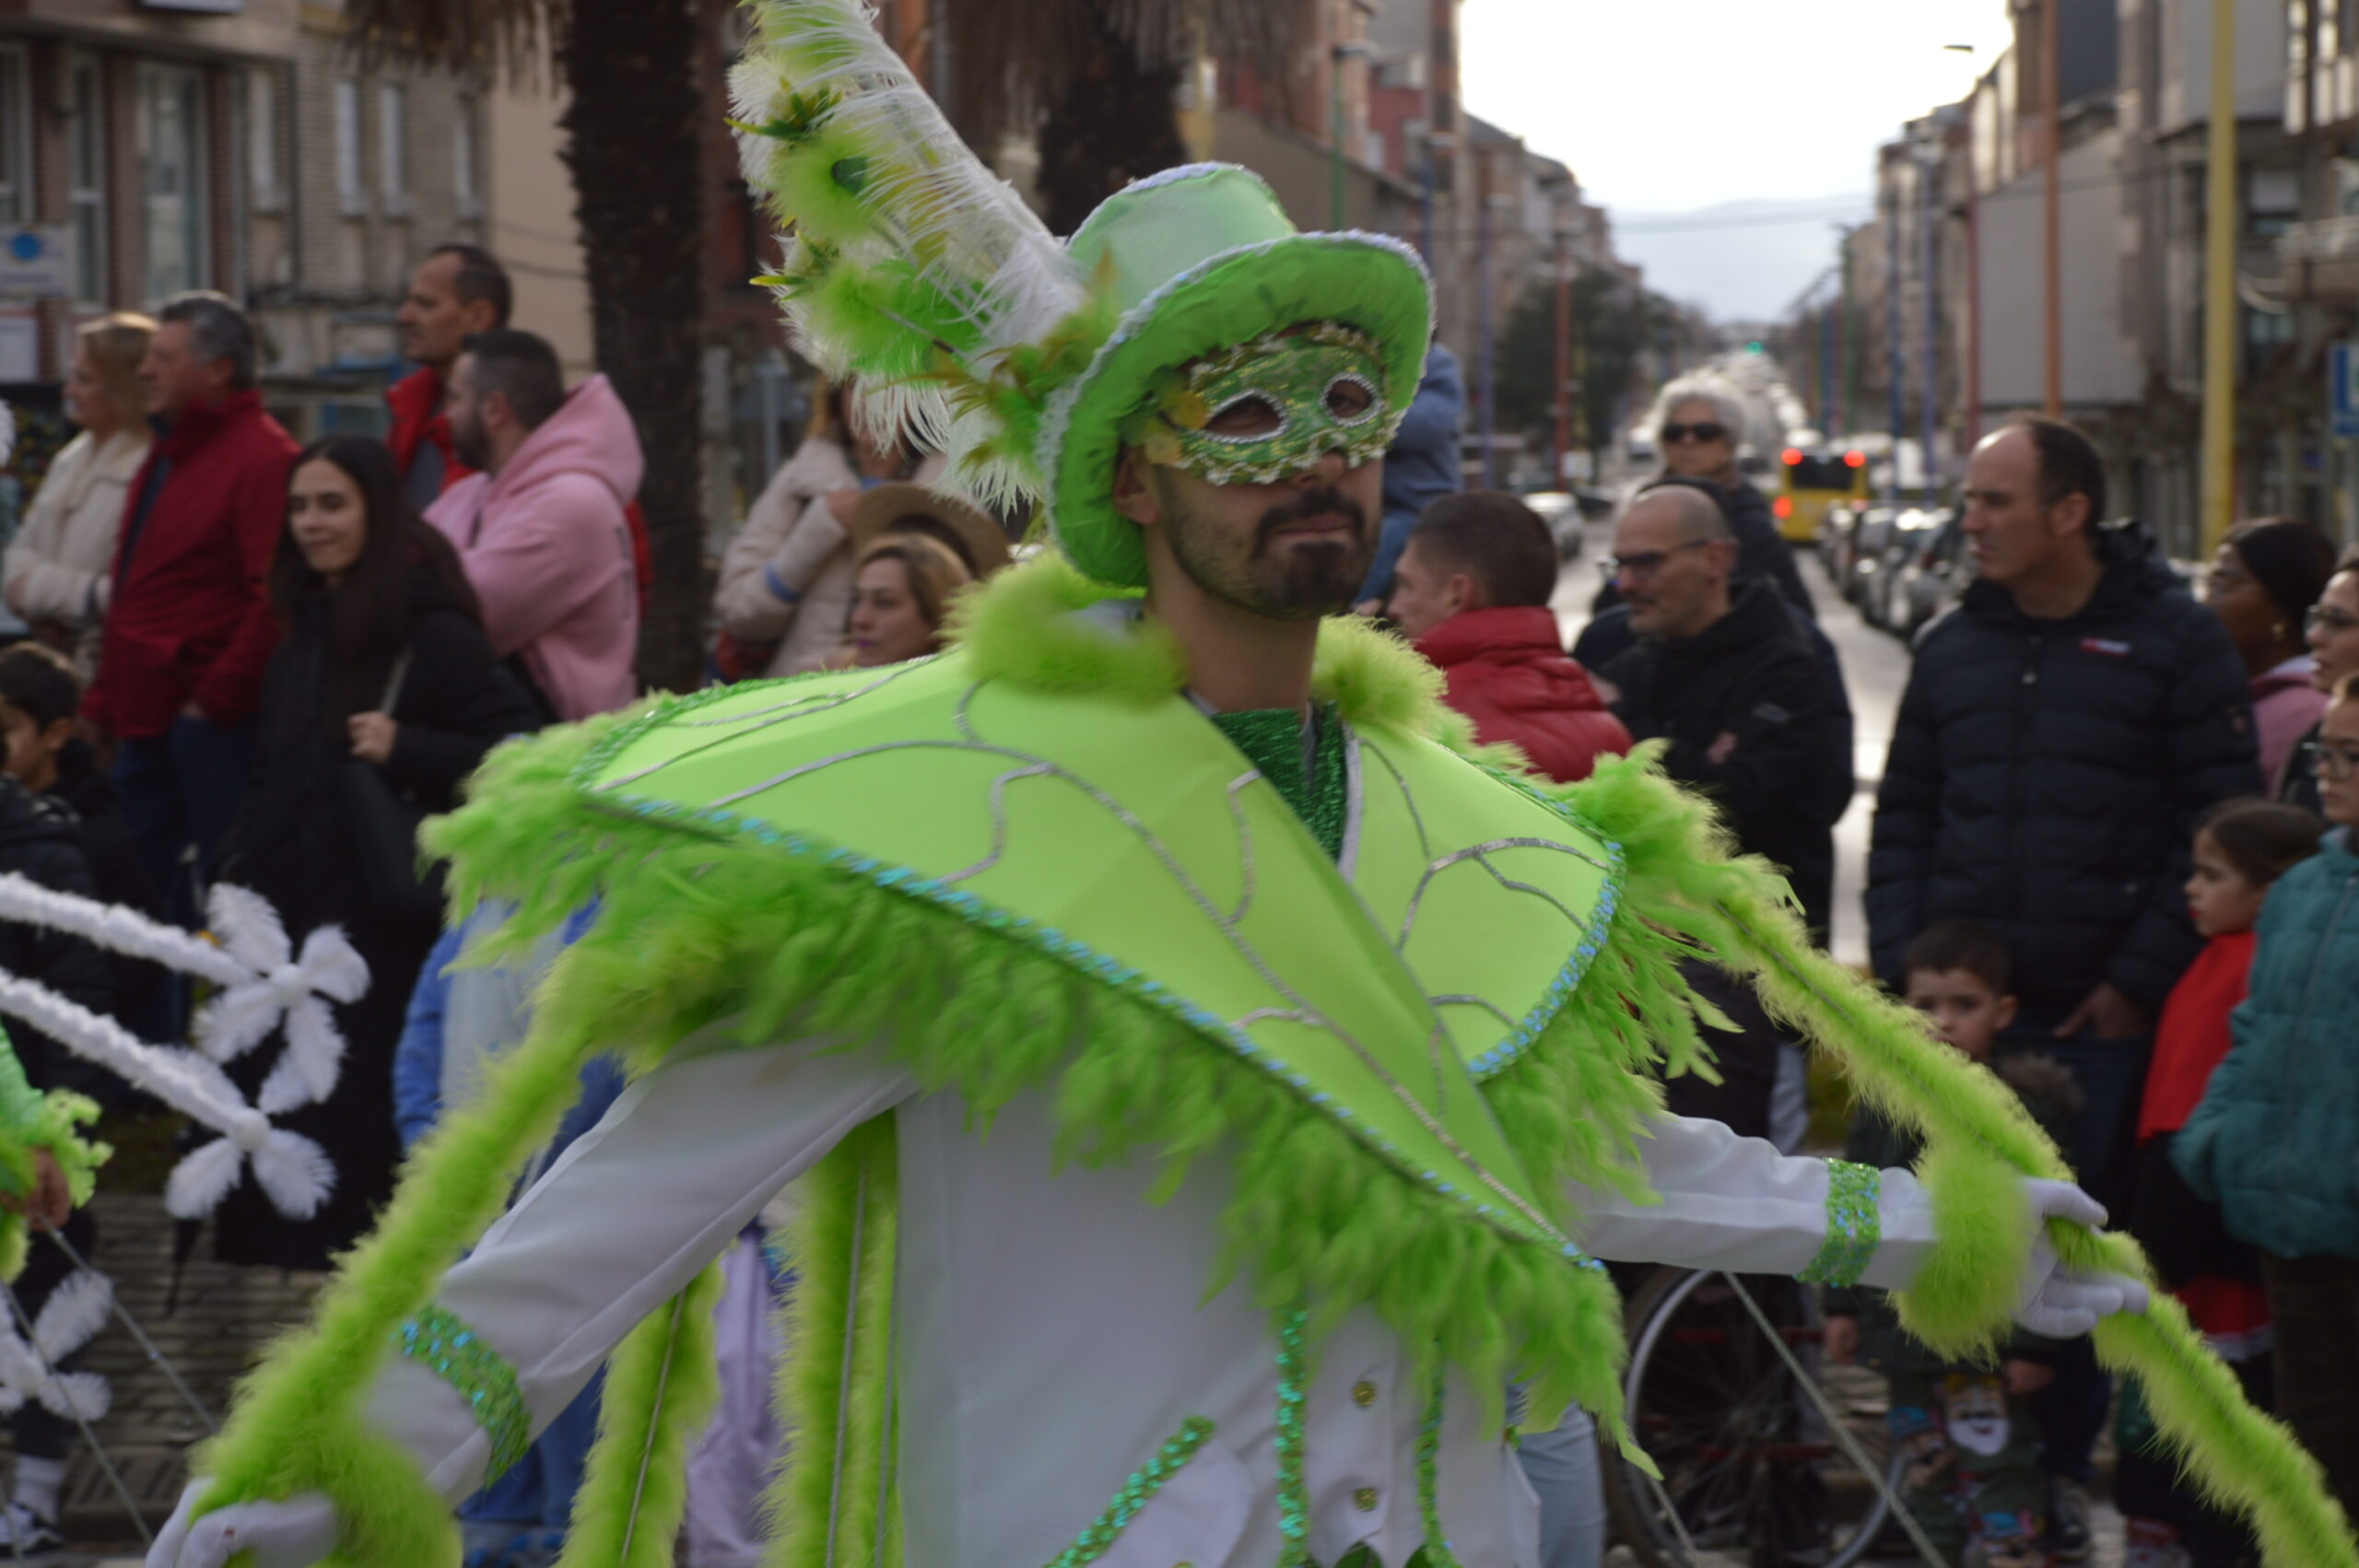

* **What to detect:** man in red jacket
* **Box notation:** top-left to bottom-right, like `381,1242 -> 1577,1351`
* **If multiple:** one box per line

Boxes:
389,244 -> 651,614
1386,491 -> 1630,783
84,291 -> 298,923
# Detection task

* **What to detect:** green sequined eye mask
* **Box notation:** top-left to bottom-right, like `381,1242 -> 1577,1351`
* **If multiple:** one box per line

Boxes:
1128,324 -> 1401,486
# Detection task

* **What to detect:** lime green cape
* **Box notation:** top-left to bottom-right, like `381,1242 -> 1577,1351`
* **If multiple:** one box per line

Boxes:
183,557 -> 2352,1568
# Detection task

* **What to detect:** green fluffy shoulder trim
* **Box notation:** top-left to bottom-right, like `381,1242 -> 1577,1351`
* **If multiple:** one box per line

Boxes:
0,1090 -> 108,1285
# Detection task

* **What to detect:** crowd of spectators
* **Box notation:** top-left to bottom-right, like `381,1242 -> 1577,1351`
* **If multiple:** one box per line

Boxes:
8,249 -> 2359,1566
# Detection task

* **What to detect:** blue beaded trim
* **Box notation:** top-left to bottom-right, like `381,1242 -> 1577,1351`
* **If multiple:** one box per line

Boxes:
393,1305 -> 529,1480
1462,847 -> 1625,1082
1039,1416 -> 1215,1568
570,685 -> 1602,1254
1274,1306 -> 1311,1567
1798,1160 -> 1882,1288
1416,1378 -> 1461,1568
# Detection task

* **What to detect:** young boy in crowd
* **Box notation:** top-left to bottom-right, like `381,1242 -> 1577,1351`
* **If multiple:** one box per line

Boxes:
1825,920 -> 2077,1568
0,644 -> 167,1044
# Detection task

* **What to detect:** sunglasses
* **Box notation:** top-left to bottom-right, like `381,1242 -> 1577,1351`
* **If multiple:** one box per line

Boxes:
1661,423 -> 1728,445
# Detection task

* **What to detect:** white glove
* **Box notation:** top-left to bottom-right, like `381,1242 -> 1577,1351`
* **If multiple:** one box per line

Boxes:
2014,1177 -> 2152,1338
147,1481 -> 336,1568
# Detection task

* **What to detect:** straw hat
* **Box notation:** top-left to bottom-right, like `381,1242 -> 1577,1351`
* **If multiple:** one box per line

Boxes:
846,483 -> 1013,577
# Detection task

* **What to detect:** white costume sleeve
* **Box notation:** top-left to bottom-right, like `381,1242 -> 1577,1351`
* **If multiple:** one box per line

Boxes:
363,1027 -> 916,1501
1567,1114 -> 1937,1289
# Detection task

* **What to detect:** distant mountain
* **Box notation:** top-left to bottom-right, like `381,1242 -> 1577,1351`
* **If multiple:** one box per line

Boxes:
1606,192 -> 1872,322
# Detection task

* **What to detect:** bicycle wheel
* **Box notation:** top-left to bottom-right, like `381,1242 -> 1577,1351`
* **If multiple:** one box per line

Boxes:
1599,1266 -> 1902,1568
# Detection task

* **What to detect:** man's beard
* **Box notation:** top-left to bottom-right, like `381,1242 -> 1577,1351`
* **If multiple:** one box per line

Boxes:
451,408 -> 491,473
1162,483 -> 1373,621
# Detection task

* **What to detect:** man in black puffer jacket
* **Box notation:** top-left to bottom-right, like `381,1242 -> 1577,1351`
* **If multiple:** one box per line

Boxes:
1867,417 -> 2259,1547
1868,420 -> 2259,1170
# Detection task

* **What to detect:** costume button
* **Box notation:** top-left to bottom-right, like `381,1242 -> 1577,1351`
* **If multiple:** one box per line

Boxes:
1352,1380 -> 1378,1407
1354,1487 -> 1379,1511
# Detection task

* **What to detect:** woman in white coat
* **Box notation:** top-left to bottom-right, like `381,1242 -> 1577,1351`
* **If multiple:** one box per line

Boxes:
5,313 -> 154,676
713,381 -> 944,679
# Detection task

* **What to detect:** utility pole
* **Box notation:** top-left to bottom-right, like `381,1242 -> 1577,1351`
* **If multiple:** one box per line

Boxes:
1965,109 -> 1982,449
2200,0 -> 2239,547
1553,231 -> 1572,486
2043,0 -> 2063,416
1920,134 -> 1942,499
1887,178 -> 1906,503
1477,148 -> 1496,487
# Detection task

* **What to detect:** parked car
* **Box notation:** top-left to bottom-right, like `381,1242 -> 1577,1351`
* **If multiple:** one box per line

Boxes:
1836,505 -> 1905,605
1888,509 -> 1966,638
1819,500 -> 1870,587
1865,509 -> 1944,631
1519,490 -> 1585,560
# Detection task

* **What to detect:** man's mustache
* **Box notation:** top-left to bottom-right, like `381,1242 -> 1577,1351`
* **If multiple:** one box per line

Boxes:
1255,487 -> 1367,549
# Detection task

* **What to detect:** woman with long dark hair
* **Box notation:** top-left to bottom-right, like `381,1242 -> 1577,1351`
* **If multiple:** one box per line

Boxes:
213,436 -> 543,1270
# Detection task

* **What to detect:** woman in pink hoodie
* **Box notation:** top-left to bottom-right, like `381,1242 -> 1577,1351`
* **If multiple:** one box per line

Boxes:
2201,519 -> 2339,795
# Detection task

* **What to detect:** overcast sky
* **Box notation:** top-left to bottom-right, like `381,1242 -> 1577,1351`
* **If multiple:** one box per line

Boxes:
1457,0 -> 2015,318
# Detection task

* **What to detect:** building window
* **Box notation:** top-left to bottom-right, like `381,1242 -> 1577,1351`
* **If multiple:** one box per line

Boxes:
138,64 -> 208,299
378,82 -> 407,215
67,58 -> 106,303
334,78 -> 365,216
250,66 -> 283,213
0,47 -> 27,227
453,95 -> 481,217
2249,167 -> 2301,239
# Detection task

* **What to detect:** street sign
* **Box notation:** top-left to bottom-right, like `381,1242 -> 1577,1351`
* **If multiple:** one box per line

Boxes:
0,227 -> 71,298
2333,342 -> 2359,439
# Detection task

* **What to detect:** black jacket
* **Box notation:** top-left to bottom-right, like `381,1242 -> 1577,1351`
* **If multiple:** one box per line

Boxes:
214,568 -> 544,1270
47,739 -> 168,1041
1602,580 -> 1851,937
1866,528 -> 2263,1022
0,778 -> 111,1101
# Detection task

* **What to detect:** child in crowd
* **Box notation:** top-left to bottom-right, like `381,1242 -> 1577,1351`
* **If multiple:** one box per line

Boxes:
2178,677 -> 2359,1528
1825,920 -> 2075,1568
2118,797 -> 2321,1568
0,644 -> 167,1044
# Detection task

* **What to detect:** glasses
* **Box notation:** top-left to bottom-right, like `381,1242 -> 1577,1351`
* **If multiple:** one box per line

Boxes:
2308,604 -> 2359,638
2306,741 -> 2359,780
1661,423 -> 1728,445
1601,539 -> 1716,580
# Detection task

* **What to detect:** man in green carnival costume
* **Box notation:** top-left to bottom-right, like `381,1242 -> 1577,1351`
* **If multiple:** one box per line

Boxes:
148,5 -> 2347,1567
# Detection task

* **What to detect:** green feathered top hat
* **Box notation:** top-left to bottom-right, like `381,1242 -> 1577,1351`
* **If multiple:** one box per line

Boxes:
731,0 -> 1433,589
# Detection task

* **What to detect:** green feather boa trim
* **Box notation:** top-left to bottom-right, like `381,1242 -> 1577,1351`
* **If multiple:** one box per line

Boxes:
557,1260 -> 726,1568
769,1117 -> 903,1568
0,1090 -> 107,1284
1537,753 -> 2356,1562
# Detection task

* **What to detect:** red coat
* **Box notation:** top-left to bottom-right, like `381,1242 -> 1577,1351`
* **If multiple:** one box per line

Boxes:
84,391 -> 298,738
1415,605 -> 1633,784
387,365 -> 653,618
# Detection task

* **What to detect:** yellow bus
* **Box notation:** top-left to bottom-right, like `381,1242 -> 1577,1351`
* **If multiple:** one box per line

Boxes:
1775,446 -> 1869,544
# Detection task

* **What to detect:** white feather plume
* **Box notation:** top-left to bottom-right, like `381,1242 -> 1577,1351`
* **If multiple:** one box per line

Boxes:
732,0 -> 1087,472
0,1268 -> 112,1423
163,1139 -> 245,1220
0,873 -> 246,988
250,1130 -> 335,1221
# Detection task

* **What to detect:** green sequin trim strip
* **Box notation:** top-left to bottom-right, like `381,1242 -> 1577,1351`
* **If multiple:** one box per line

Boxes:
1416,1378 -> 1462,1568
1798,1160 -> 1881,1288
1274,1305 -> 1312,1566
1039,1416 -> 1214,1568
392,1305 -> 530,1481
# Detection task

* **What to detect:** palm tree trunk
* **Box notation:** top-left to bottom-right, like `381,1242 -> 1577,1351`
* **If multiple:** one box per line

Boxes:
560,0 -> 709,694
